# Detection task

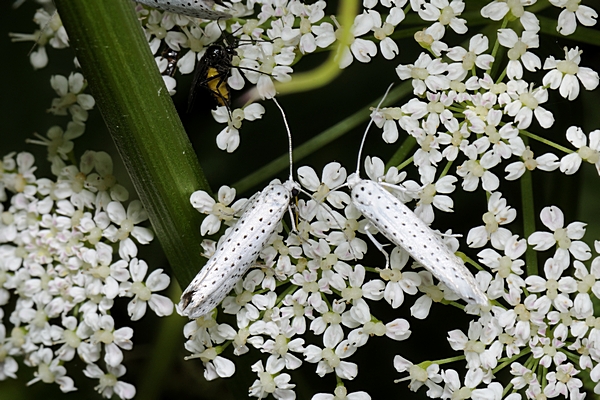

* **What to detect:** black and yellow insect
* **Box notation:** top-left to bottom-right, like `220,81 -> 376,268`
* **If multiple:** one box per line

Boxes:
188,33 -> 239,112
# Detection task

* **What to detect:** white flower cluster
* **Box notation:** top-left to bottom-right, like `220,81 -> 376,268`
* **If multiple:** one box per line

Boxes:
0,68 -> 174,397
170,0 -> 600,399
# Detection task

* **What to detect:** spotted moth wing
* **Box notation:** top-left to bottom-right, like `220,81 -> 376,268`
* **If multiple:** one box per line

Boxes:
179,182 -> 292,318
351,179 -> 488,306
136,0 -> 231,20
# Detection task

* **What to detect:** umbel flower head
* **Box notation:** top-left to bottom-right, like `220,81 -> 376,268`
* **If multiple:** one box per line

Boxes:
0,37 -> 173,397
162,1 -> 600,399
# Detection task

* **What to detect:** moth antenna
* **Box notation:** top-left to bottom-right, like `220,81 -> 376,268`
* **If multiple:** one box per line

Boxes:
272,97 -> 294,182
355,83 -> 395,176
271,98 -> 356,260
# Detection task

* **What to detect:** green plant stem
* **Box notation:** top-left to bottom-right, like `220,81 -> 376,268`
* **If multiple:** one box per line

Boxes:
388,135 -> 417,169
54,0 -> 211,287
521,138 -> 538,276
233,82 -> 413,193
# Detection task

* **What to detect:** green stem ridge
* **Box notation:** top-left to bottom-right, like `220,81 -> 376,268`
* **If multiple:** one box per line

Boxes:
54,0 -> 211,287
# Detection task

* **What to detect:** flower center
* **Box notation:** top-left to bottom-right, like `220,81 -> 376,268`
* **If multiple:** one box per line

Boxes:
322,348 -> 340,368
579,145 -> 600,164
64,330 -> 81,348
519,92 -> 538,109
409,364 -> 428,382
274,335 -> 289,355
132,281 -> 152,301
508,0 -> 524,17
38,363 -> 55,383
483,211 -> 498,233
100,373 -> 118,388
498,256 -> 513,278
94,329 -> 114,344
439,6 -> 455,25
419,183 -> 437,205
117,218 -> 134,241
508,40 -> 527,60
557,59 -> 579,75
380,267 -> 403,282
553,228 -> 571,249
341,286 -> 363,301
462,51 -> 477,70
565,0 -> 580,12
323,311 -> 342,325
411,67 -> 429,81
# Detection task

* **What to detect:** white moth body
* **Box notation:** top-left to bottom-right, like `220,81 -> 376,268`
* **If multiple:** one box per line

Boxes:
179,181 -> 293,318
349,176 -> 488,306
136,0 -> 231,20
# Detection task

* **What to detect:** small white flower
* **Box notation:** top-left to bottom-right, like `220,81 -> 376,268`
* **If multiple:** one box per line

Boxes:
248,356 -> 296,399
393,355 -> 442,395
297,162 -> 350,208
26,348 -> 76,393
303,328 -> 358,380
212,104 -> 266,152
560,126 -> 600,175
455,147 -> 500,192
414,0 -> 467,34
396,53 -> 450,95
104,200 -> 154,260
467,192 -> 516,249
481,0 -> 540,32
505,141 -> 559,180
544,362 -> 583,398
47,72 -> 95,119
499,80 -> 555,129
86,314 -> 133,368
190,185 -> 248,235
368,8 -> 404,60
549,0 -> 598,36
120,259 -> 173,321
441,368 -> 484,399
543,47 -> 599,100
186,346 -> 236,381
379,247 -> 421,308
83,363 -> 136,399
336,11 -> 378,68
9,9 -> 68,69
446,34 -> 494,80
527,206 -> 591,268
27,123 -> 85,161
497,29 -> 541,80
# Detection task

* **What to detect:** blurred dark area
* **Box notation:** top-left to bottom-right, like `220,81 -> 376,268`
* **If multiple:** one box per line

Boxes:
1,0 -> 600,399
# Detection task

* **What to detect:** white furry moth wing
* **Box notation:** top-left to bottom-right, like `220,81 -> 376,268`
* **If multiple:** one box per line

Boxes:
136,0 -> 231,20
179,183 -> 292,318
351,179 -> 488,306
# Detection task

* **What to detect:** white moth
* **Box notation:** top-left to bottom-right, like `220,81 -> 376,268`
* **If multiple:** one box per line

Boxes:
179,181 -> 295,318
179,98 -> 298,318
136,0 -> 231,20
347,86 -> 489,306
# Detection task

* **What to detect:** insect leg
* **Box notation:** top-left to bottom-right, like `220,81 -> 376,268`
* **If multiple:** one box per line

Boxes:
363,223 -> 391,268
